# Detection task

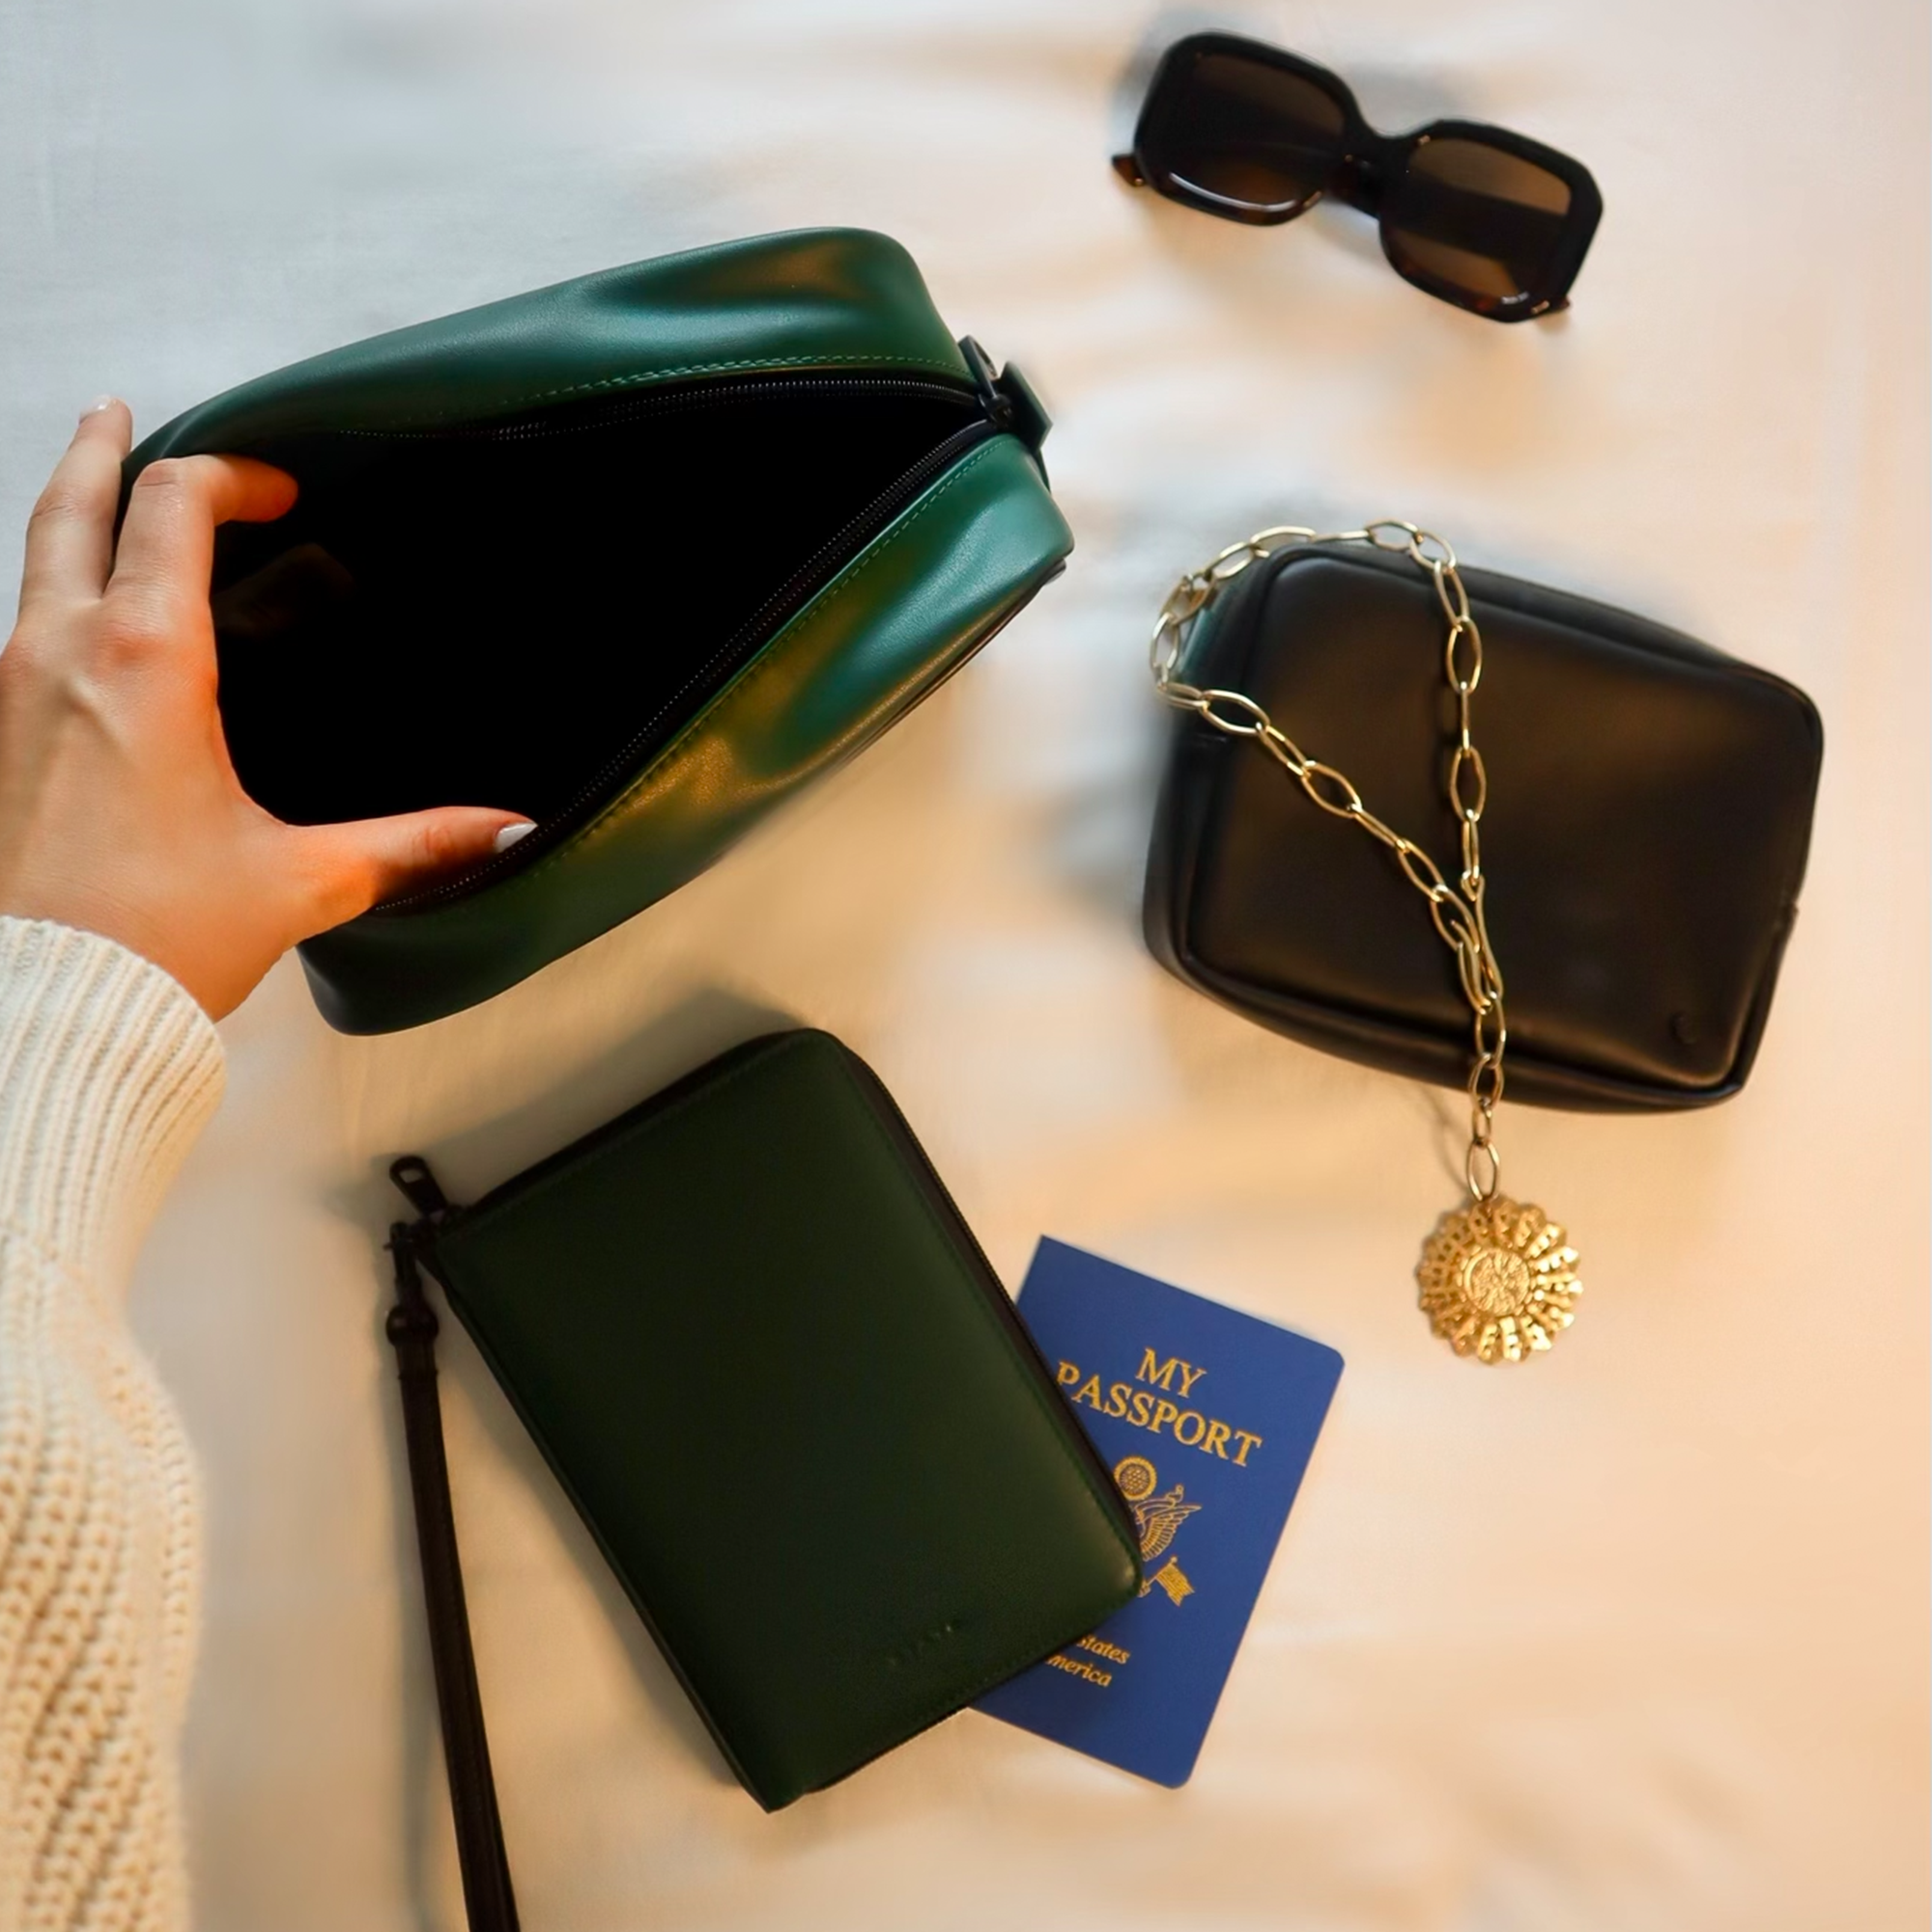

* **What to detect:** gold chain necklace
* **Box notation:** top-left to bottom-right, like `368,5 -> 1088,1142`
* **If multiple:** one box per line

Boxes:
1150,520 -> 1582,1363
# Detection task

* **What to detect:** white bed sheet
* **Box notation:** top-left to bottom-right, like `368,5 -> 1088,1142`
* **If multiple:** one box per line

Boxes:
1,1 -> 1925,1926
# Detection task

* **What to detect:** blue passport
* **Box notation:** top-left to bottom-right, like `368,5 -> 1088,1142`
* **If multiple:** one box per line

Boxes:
976,1239 -> 1343,1787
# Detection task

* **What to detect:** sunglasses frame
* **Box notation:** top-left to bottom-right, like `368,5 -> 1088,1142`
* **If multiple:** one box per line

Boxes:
1114,33 -> 1604,322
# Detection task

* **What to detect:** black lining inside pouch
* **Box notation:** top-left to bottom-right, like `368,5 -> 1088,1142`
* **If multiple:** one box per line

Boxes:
211,378 -> 986,843
1143,545 -> 1823,1112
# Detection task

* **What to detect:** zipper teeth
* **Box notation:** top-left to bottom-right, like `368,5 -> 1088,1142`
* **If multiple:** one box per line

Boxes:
410,1028 -> 1138,1567
413,1034 -> 786,1241
349,375 -> 978,443
837,1050 -> 1142,1558
383,412 -> 996,913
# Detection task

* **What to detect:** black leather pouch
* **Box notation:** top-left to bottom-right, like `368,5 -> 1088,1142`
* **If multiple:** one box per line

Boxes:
1144,543 -> 1822,1111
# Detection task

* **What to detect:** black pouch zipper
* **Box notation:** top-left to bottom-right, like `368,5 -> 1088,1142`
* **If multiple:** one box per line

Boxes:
379,375 -> 1007,914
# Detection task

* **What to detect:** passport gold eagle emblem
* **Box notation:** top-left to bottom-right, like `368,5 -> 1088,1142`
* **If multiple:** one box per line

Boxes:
1115,1456 -> 1200,1605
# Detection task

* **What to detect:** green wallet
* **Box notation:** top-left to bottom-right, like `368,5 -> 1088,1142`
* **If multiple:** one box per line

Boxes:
385,1030 -> 1139,1918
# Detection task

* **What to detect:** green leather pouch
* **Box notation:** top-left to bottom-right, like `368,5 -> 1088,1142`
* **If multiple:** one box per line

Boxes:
385,1029 -> 1139,1857
125,229 -> 1073,1034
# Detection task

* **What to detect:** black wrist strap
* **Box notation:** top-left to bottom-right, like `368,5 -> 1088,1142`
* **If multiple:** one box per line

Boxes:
386,1226 -> 522,1932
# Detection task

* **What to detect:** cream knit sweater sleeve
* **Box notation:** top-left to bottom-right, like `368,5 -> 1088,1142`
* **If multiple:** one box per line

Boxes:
0,918 -> 225,1932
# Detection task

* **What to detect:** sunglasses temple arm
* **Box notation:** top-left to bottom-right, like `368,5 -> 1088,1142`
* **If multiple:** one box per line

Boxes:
1112,154 -> 1148,186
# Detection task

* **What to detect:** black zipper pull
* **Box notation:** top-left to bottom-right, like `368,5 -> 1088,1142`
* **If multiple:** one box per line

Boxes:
391,1153 -> 454,1224
990,360 -> 1051,464
956,336 -> 1050,481
957,335 -> 1012,432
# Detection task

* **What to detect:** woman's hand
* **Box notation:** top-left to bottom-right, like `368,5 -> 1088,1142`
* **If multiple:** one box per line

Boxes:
0,400 -> 532,1018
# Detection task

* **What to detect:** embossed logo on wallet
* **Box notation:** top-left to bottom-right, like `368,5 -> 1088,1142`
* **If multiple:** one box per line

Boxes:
882,1615 -> 967,1673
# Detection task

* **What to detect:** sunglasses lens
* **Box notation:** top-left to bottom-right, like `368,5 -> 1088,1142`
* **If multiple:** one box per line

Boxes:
1152,52 -> 1345,215
1382,137 -> 1575,308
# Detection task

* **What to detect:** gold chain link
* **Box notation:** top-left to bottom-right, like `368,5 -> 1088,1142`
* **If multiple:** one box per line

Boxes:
1151,521 -> 1507,1201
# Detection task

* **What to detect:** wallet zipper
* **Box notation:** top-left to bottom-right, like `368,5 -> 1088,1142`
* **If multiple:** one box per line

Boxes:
379,380 -> 1002,914
834,1053 -> 1144,1564
384,1042 -> 1141,1568
391,1153 -> 456,1227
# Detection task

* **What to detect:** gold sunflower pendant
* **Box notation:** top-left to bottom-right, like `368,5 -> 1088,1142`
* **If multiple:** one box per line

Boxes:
1416,1195 -> 1581,1363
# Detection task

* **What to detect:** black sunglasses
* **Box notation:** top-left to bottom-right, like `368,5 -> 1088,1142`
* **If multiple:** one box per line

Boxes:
1114,34 -> 1603,322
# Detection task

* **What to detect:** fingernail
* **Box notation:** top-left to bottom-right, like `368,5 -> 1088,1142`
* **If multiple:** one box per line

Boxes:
493,820 -> 536,854
83,394 -> 118,417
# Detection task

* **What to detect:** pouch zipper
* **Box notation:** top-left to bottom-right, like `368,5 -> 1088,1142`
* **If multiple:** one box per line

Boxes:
378,378 -> 999,913
420,373 -> 979,440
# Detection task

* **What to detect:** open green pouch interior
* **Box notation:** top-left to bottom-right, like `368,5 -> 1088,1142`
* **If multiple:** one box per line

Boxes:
125,230 -> 1073,1033
394,1030 -> 1141,1812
